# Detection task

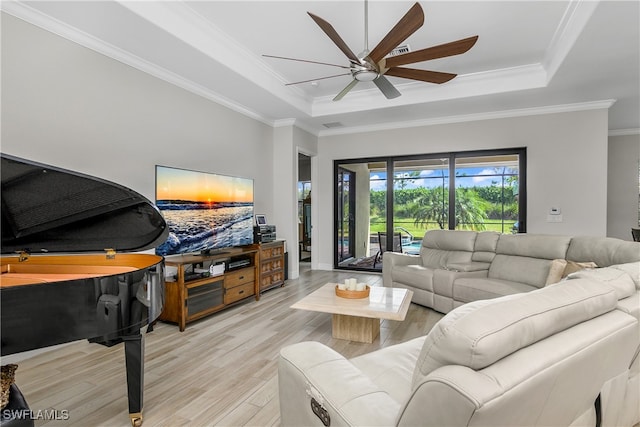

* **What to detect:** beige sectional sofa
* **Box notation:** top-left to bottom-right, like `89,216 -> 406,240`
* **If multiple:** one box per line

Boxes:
382,230 -> 640,313
278,270 -> 639,426
379,230 -> 640,426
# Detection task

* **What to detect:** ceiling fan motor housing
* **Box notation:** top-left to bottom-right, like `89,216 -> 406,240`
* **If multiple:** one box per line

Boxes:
352,62 -> 379,81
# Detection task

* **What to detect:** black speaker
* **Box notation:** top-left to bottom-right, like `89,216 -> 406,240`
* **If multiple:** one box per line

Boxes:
284,252 -> 289,280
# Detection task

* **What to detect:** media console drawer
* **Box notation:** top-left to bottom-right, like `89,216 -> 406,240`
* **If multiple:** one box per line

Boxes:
225,268 -> 255,289
224,282 -> 254,304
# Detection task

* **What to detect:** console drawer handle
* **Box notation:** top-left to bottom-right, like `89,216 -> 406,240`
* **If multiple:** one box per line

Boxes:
239,275 -> 244,280
239,290 -> 244,294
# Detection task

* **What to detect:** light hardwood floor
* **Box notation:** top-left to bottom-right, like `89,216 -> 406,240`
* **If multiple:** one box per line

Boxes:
6,266 -> 443,427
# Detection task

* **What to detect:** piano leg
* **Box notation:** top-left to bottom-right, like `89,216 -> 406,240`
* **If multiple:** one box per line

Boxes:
123,333 -> 144,427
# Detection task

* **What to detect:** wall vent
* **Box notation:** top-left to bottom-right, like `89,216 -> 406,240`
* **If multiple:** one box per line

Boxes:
322,122 -> 343,128
388,44 -> 411,57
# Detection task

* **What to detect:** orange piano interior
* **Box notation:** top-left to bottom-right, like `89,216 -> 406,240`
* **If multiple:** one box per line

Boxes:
0,254 -> 161,287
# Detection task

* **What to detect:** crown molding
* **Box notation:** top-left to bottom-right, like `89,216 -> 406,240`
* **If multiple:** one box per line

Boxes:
544,0 -> 599,82
311,63 -> 548,117
609,128 -> 640,137
273,119 -> 296,128
317,100 -> 616,137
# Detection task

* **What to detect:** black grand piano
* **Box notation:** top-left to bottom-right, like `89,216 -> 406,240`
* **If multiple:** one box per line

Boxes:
0,154 -> 168,426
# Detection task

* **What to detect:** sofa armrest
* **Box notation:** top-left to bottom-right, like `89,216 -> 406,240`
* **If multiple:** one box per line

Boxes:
446,262 -> 491,272
383,252 -> 422,287
279,341 -> 401,427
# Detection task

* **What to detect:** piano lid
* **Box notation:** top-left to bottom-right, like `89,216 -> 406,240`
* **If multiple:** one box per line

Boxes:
1,153 -> 168,254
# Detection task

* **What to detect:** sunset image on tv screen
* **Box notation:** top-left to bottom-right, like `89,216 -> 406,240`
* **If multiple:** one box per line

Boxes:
155,166 -> 254,256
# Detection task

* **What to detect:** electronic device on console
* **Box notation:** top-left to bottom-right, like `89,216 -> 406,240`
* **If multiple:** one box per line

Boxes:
227,256 -> 253,271
254,225 -> 276,243
253,214 -> 276,243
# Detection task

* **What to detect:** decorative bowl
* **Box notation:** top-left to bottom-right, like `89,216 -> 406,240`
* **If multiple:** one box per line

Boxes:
335,285 -> 370,299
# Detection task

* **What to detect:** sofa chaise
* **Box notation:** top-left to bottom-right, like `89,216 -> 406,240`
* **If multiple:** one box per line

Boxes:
278,272 -> 639,426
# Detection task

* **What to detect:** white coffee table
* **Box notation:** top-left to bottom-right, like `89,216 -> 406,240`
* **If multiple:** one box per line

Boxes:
290,283 -> 413,343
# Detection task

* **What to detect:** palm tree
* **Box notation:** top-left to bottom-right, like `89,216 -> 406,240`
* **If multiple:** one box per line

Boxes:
453,188 -> 488,230
409,188 -> 448,229
410,187 -> 488,230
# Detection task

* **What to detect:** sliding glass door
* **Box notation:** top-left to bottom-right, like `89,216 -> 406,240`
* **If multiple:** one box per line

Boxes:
392,157 -> 449,254
454,154 -> 521,233
334,148 -> 526,271
336,166 -> 355,264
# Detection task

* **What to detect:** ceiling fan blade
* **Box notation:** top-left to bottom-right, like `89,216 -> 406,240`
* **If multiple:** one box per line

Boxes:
383,36 -> 479,68
385,67 -> 457,84
373,75 -> 401,99
368,2 -> 424,64
307,12 -> 360,63
263,55 -> 351,69
333,79 -> 359,101
285,73 -> 351,86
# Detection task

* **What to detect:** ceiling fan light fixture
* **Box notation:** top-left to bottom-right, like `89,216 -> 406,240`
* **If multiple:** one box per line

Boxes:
353,69 -> 378,82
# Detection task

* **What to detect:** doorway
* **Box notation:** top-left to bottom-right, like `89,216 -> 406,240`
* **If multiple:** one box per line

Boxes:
298,153 -> 312,262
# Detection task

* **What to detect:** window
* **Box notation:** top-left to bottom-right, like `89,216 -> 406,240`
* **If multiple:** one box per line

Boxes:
334,148 -> 526,271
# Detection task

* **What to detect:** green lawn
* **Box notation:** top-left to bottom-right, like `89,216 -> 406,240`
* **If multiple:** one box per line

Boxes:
370,218 -> 516,239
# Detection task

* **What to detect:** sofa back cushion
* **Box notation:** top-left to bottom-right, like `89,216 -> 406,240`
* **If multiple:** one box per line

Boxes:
567,236 -> 640,267
411,279 -> 618,389
488,234 -> 572,287
471,231 -> 500,262
421,230 -> 476,269
610,262 -> 640,290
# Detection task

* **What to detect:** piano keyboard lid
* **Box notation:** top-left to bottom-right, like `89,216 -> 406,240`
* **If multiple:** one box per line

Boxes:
1,153 -> 169,254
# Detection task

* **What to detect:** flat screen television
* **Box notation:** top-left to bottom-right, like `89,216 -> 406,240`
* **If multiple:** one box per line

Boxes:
155,165 -> 254,256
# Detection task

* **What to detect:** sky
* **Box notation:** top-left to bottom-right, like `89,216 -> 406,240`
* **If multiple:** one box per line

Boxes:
370,167 -> 518,191
156,165 -> 253,203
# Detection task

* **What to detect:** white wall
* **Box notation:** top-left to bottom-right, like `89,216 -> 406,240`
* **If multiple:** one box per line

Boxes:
1,13 -> 274,234
607,134 -> 640,240
271,125 -> 318,278
316,110 -> 609,270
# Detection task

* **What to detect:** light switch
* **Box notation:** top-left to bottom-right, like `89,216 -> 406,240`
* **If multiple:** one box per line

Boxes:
549,207 -> 561,215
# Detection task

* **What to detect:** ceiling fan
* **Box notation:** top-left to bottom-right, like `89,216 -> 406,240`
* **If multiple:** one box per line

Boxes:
264,1 -> 478,101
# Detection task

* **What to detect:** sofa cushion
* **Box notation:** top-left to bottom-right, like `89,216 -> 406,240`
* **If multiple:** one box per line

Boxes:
487,234 -> 573,288
422,229 -> 477,251
567,236 -> 640,267
471,231 -> 500,262
392,265 -> 434,291
412,279 -> 618,389
496,233 -> 572,259
617,293 -> 640,320
453,277 -> 537,303
489,254 -> 553,288
565,267 -> 636,300
421,230 -> 476,269
609,262 -> 640,289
